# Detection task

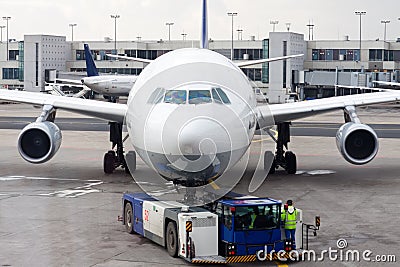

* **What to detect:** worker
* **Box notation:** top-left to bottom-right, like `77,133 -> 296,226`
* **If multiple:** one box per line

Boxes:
249,207 -> 259,229
281,200 -> 298,249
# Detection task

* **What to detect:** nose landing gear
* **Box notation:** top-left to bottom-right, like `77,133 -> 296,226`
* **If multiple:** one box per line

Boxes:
103,122 -> 136,174
266,122 -> 297,174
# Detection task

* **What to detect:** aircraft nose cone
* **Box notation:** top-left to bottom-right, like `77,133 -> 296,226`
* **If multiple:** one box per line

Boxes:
170,118 -> 230,173
178,118 -> 229,156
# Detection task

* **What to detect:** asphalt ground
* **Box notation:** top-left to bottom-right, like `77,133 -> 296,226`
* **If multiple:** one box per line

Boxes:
0,103 -> 399,267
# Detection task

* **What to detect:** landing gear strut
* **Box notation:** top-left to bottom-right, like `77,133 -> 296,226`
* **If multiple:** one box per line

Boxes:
267,122 -> 297,174
103,122 -> 136,174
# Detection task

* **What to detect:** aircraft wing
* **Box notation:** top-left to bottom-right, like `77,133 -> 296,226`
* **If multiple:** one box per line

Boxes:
235,54 -> 303,68
373,81 -> 400,87
0,89 -> 127,122
106,54 -> 153,64
257,91 -> 400,127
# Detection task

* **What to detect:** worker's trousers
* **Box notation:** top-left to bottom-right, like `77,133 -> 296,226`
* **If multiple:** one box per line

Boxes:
285,229 -> 296,249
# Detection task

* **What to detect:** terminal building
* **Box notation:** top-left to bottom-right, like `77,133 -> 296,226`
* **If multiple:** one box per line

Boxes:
1,32 -> 400,103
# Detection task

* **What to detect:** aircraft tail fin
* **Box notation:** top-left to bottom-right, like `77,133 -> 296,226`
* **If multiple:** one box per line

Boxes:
84,44 -> 99,77
200,0 -> 208,49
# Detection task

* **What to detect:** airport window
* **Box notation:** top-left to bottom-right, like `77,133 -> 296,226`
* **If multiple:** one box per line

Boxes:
137,50 -> 146,59
214,49 -> 231,59
346,50 -> 354,61
2,68 -> 19,80
125,49 -> 137,57
339,50 -> 347,60
393,51 -> 400,61
369,49 -> 383,61
326,50 -> 333,60
354,50 -> 360,61
9,50 -> 19,60
318,49 -> 326,60
312,49 -> 319,60
76,50 -> 85,60
164,90 -> 187,104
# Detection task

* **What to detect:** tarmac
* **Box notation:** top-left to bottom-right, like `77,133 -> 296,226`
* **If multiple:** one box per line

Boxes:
0,103 -> 399,266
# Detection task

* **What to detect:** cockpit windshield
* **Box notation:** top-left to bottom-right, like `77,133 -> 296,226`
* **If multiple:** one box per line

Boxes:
160,87 -> 231,105
164,90 -> 187,104
233,204 -> 280,231
189,90 -> 212,104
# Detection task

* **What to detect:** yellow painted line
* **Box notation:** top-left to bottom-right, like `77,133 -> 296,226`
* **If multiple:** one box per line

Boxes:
251,138 -> 272,143
209,181 -> 220,190
276,262 -> 288,267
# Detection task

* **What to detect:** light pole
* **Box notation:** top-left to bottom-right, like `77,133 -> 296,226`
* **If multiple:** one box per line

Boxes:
270,20 -> 279,32
181,32 -> 187,41
355,11 -> 366,61
0,26 -> 5,43
2,17 -> 11,61
166,22 -> 174,41
136,36 -> 142,42
306,21 -> 315,40
227,12 -> 237,60
110,15 -> 120,53
285,23 -> 291,32
236,28 -> 243,40
381,20 -> 390,42
69,23 -> 77,41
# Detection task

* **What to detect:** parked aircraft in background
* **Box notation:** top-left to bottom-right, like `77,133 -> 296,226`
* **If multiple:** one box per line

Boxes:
0,0 -> 399,189
81,44 -> 137,98
373,81 -> 400,87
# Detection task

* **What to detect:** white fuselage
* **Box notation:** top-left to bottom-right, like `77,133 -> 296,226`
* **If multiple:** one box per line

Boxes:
126,48 -> 257,181
81,75 -> 136,97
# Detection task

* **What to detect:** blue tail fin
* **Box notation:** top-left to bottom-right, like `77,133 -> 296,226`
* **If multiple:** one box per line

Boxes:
84,44 -> 99,77
200,0 -> 208,49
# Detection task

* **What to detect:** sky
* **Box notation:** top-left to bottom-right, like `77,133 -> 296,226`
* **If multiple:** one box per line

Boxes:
1,0 -> 400,42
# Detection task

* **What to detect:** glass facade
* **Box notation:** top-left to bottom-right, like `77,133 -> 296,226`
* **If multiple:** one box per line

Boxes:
18,41 -> 24,82
312,49 -> 360,61
262,39 -> 269,84
368,49 -> 400,61
2,68 -> 19,79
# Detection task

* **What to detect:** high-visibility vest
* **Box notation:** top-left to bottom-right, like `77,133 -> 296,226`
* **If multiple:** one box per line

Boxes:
281,206 -> 297,230
249,214 -> 257,229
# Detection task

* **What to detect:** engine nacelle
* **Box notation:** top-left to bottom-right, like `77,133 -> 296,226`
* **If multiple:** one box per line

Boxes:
18,121 -> 62,164
336,122 -> 379,165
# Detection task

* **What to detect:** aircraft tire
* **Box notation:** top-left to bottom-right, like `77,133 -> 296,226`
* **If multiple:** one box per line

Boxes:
104,151 -> 116,174
285,151 -> 297,174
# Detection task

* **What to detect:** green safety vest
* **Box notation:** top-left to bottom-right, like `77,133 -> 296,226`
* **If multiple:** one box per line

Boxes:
281,206 -> 298,230
249,214 -> 256,229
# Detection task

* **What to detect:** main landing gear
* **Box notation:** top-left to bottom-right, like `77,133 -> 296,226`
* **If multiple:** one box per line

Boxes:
267,122 -> 297,175
103,122 -> 136,174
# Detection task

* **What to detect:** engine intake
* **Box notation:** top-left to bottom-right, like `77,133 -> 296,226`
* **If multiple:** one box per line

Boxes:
18,121 -> 62,164
336,122 -> 378,165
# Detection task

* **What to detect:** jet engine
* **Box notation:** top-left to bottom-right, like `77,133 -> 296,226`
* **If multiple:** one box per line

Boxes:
336,122 -> 378,165
18,121 -> 62,164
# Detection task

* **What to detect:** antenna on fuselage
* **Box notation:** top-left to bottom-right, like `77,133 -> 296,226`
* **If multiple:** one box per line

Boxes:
200,0 -> 209,49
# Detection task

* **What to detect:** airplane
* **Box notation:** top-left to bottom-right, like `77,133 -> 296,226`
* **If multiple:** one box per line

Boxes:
373,81 -> 400,87
0,0 -> 400,189
80,44 -> 138,98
